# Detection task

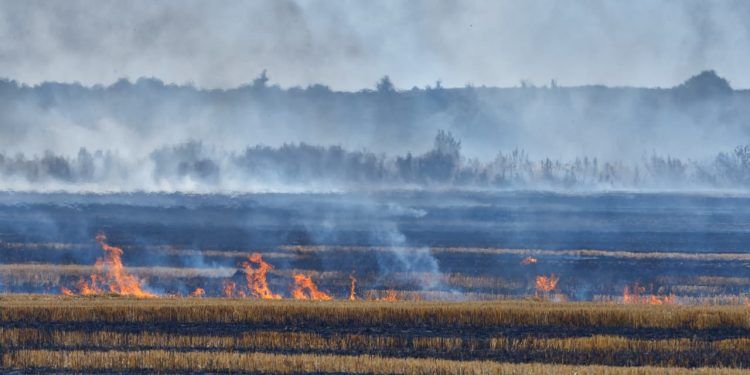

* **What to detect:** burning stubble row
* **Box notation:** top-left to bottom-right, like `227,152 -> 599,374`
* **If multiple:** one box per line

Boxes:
54,234 -> 567,301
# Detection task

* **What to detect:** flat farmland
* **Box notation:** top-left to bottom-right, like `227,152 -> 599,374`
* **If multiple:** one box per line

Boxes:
2,296 -> 750,373
1,192 -> 750,373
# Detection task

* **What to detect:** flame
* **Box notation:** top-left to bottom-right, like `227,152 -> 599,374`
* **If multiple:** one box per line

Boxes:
75,276 -> 102,295
63,234 -> 155,298
223,281 -> 236,297
241,253 -> 281,299
521,256 -> 538,265
189,288 -> 205,298
380,289 -> 398,301
348,273 -> 357,301
291,273 -> 332,300
222,281 -> 245,298
535,274 -> 559,293
365,289 -> 401,301
623,283 -> 675,305
60,287 -> 74,296
76,274 -> 104,296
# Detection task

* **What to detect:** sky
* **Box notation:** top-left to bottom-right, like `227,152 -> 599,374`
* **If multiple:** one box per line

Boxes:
0,0 -> 749,90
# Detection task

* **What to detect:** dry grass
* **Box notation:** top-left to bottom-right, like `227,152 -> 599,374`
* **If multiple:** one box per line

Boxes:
4,350 -> 750,374
2,297 -> 750,371
2,241 -> 749,372
280,245 -> 750,262
1,295 -> 748,330
0,264 -> 234,279
6,240 -> 749,263
2,327 -> 750,367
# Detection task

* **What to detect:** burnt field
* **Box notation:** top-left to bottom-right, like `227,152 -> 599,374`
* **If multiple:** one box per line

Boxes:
1,191 -> 750,373
1,191 -> 750,301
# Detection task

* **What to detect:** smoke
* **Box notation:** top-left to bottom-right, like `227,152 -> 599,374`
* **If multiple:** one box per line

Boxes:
0,70 -> 746,166
0,131 -> 750,193
1,1 -> 750,90
0,2 -> 748,189
279,192 -> 444,291
369,218 -> 444,292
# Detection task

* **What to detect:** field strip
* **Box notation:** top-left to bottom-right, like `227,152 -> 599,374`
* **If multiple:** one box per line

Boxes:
1,328 -> 750,368
2,297 -> 749,329
5,240 -> 750,262
4,350 -> 750,374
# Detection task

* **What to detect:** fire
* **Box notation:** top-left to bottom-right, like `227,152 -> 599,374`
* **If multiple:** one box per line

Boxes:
189,288 -> 205,298
521,256 -> 538,265
348,273 -> 357,301
75,276 -> 102,295
623,284 -> 675,305
535,274 -> 559,293
380,289 -> 398,301
222,281 -> 245,298
366,289 -> 400,301
222,281 -> 235,297
60,287 -> 74,296
291,274 -> 332,300
62,233 -> 155,298
241,253 -> 281,299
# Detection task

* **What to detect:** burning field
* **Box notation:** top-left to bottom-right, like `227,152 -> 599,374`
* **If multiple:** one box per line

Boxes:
4,235 -> 750,305
2,236 -> 750,373
1,192 -> 750,373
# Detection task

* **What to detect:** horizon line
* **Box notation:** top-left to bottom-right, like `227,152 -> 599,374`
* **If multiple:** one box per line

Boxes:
0,69 -> 741,93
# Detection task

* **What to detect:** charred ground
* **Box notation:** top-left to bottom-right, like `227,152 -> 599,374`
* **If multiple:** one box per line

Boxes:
1,191 -> 750,373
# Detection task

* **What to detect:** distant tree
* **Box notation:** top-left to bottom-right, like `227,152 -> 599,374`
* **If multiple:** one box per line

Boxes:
40,151 -> 72,181
306,84 -> 332,95
396,152 -> 415,182
540,158 -> 554,181
714,145 -> 750,185
252,70 -> 270,89
416,130 -> 461,183
376,76 -> 395,93
676,70 -> 732,99
76,148 -> 95,181
433,130 -> 461,157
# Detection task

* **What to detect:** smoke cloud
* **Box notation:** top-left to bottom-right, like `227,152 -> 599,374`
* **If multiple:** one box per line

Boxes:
0,2 -> 748,192
1,1 -> 750,90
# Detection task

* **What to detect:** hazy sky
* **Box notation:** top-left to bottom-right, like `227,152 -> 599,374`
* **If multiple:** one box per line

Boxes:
0,0 -> 748,90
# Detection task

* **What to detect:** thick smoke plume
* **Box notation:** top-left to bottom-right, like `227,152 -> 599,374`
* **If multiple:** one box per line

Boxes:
0,70 -> 748,192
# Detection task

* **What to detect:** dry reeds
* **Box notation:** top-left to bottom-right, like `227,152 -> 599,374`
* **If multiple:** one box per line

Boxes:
5,350 -> 750,374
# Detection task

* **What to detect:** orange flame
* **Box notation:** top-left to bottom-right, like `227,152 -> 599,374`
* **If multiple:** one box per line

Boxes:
241,253 -> 281,299
63,234 -> 155,298
535,274 -> 559,293
223,281 -> 236,297
521,256 -> 538,265
60,287 -> 74,296
348,273 -> 357,301
366,289 -> 400,301
189,288 -> 205,298
379,289 -> 398,301
623,284 -> 675,305
292,274 -> 332,300
222,281 -> 245,298
75,276 -> 102,295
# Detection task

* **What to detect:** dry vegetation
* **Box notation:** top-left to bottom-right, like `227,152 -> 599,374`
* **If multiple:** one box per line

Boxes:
1,296 -> 749,372
280,244 -> 750,262
3,241 -> 750,372
7,350 -> 750,374
2,296 -> 749,330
